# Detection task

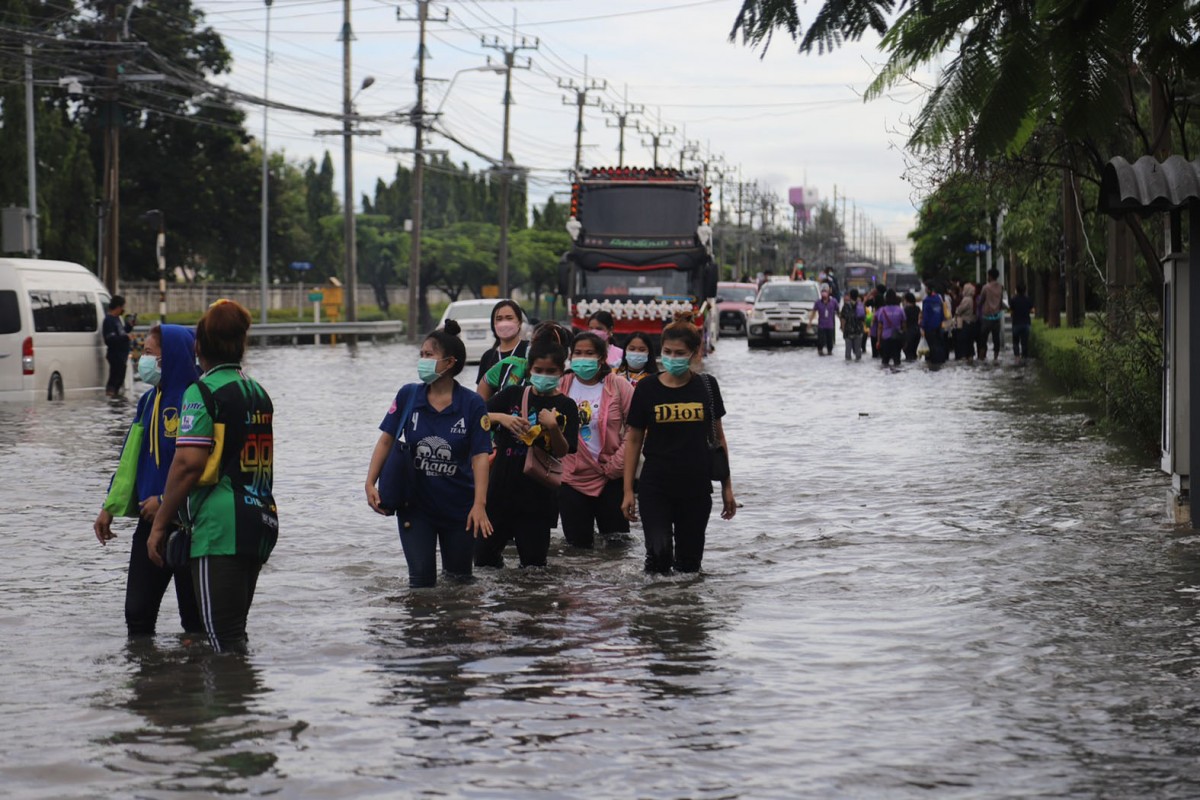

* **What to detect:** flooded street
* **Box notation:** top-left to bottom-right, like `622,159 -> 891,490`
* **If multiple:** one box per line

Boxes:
4,338 -> 1200,798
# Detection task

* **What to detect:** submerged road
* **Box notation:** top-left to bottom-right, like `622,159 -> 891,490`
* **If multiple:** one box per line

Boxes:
1,338 -> 1196,798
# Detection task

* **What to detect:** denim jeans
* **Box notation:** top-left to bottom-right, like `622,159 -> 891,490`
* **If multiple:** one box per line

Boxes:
398,511 -> 474,587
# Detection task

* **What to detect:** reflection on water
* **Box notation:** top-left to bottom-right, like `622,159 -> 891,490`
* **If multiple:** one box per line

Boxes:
6,342 -> 1200,797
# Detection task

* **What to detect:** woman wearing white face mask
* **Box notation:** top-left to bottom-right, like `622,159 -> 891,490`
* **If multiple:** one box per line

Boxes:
616,331 -> 658,385
367,319 -> 494,588
475,299 -> 528,388
93,324 -> 204,637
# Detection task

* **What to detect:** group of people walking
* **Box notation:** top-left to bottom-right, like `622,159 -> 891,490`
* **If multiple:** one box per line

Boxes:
366,301 -> 736,589
811,268 -> 1034,366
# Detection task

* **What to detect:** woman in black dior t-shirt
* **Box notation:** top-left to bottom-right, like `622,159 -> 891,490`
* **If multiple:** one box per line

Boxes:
621,312 -> 736,574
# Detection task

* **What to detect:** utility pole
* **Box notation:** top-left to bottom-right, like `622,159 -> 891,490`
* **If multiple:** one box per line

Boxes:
259,0 -> 273,324
602,84 -> 642,168
102,0 -> 120,293
340,0 -> 356,324
558,55 -> 604,174
638,107 -> 674,169
483,17 -> 537,298
397,0 -> 447,339
24,43 -> 38,257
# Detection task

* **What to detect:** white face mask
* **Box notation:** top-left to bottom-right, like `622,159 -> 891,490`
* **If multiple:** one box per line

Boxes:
137,354 -> 161,386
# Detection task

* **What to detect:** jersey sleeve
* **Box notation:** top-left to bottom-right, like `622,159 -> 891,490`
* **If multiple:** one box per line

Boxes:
379,386 -> 408,437
177,382 -> 213,447
626,378 -> 651,430
466,393 -> 493,457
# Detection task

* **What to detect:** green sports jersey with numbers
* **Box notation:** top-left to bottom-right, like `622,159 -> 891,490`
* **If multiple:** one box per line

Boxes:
177,364 -> 278,562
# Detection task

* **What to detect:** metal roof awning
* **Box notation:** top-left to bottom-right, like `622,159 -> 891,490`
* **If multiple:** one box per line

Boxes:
1100,155 -> 1200,217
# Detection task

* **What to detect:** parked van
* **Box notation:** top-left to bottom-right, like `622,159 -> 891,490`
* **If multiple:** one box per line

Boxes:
0,258 -> 113,401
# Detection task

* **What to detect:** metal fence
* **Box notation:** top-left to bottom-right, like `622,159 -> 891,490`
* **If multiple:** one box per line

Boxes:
118,282 -> 458,316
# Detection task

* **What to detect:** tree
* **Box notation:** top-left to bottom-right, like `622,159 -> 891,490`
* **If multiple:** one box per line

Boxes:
510,227 -> 569,319
907,174 -> 989,279
532,195 -> 568,232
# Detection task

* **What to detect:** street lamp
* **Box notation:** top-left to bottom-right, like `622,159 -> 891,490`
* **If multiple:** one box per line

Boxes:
433,64 -> 506,116
140,209 -> 166,323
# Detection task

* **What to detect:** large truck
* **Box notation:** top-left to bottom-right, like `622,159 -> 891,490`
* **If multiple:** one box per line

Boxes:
558,166 -> 719,348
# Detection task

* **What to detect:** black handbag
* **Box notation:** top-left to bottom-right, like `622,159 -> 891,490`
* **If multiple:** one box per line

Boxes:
378,384 -> 421,513
165,526 -> 191,570
699,374 -> 730,484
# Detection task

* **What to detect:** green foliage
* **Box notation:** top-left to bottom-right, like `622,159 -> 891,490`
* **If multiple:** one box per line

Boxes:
510,228 -> 570,317
908,173 -> 988,278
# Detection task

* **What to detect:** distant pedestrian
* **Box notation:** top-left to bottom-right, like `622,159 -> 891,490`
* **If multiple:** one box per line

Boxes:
148,299 -> 277,654
478,320 -> 570,401
902,291 -> 921,361
559,332 -> 634,550
1009,283 -> 1034,359
954,283 -> 977,361
811,287 -> 838,356
475,299 -> 528,386
920,282 -> 948,364
978,268 -> 1005,360
366,319 -> 493,588
103,295 -> 136,397
477,326 -> 579,570
839,288 -> 864,361
589,310 -> 624,367
875,290 -> 906,366
622,312 -> 736,575
616,331 -> 657,385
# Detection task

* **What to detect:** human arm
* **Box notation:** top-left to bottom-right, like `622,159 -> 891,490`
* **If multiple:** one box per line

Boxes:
621,426 -> 645,521
477,378 -> 495,401
537,407 -> 571,458
602,378 -> 633,480
716,418 -> 736,520
93,509 -> 116,545
466,452 -> 493,537
364,431 -> 393,516
147,445 -> 206,566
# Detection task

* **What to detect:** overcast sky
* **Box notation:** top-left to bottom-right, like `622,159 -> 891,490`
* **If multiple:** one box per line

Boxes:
194,0 -> 928,262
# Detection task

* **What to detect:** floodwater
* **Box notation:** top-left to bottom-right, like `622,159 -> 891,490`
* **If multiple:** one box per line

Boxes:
2,335 -> 1198,799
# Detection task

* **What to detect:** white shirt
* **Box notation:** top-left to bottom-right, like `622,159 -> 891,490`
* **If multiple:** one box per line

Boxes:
567,378 -> 605,461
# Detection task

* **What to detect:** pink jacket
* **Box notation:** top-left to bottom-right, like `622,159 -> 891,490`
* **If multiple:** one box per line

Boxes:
559,372 -> 633,497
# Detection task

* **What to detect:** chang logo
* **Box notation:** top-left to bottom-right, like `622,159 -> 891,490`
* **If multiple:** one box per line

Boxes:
414,435 -> 457,477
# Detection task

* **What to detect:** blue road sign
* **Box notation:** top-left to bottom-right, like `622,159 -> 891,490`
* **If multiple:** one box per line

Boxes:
964,242 -> 991,254
289,261 -> 314,271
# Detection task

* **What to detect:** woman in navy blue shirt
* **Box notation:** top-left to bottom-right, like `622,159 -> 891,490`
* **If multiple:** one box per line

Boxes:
366,319 -> 494,587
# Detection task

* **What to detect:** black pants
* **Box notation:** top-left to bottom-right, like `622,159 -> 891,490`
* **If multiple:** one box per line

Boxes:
398,511 -> 474,587
903,329 -> 920,361
954,326 -> 976,359
106,352 -> 127,394
192,554 -> 261,654
1012,323 -> 1031,357
126,515 -> 203,636
979,316 -> 1003,357
923,329 -> 947,363
475,511 -> 551,568
815,328 -> 835,353
559,480 -> 629,548
638,479 -> 713,574
880,335 -> 903,366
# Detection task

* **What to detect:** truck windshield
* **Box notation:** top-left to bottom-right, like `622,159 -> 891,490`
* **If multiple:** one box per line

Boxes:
757,283 -> 819,303
578,268 -> 693,299
579,185 -> 700,238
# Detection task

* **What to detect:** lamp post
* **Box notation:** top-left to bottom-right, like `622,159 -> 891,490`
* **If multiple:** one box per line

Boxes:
141,209 -> 166,323
259,0 -> 273,324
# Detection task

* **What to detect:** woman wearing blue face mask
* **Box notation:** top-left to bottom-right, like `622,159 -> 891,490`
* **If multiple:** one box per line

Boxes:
366,318 -> 494,587
94,324 -> 204,636
558,331 -> 634,549
621,312 -> 737,575
616,331 -> 658,385
476,326 -> 579,569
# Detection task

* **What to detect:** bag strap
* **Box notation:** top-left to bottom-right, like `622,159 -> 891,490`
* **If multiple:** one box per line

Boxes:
699,374 -> 718,447
396,384 -> 420,445
521,385 -> 531,420
195,378 -> 219,426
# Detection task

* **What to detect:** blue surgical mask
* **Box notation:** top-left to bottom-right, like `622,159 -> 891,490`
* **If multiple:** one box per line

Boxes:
417,358 -> 443,384
137,354 -> 161,386
661,355 -> 692,377
529,373 -> 561,394
571,357 -> 600,381
624,352 -> 649,370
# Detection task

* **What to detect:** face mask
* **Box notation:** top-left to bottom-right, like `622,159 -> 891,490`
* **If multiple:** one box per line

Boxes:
571,357 -> 600,381
661,356 -> 692,377
494,320 -> 520,340
417,358 -> 443,384
137,354 -> 161,386
625,352 -> 648,370
529,373 -> 561,393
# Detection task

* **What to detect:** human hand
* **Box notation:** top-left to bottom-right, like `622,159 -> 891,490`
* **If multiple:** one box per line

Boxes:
94,509 -> 116,545
720,485 -> 737,520
467,502 -> 493,538
138,495 -> 160,520
147,523 -> 167,567
365,482 -> 392,516
537,409 -> 559,431
500,414 -> 531,437
621,489 -> 638,522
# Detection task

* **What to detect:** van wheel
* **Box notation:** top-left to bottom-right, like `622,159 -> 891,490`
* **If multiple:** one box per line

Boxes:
47,373 -> 64,401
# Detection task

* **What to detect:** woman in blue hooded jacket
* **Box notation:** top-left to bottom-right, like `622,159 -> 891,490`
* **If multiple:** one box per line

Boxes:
94,324 -> 204,636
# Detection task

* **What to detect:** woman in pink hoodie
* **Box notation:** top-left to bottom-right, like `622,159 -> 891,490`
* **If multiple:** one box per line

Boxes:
559,331 -> 634,549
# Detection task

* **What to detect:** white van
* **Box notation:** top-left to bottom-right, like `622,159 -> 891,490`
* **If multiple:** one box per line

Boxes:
0,258 -> 113,401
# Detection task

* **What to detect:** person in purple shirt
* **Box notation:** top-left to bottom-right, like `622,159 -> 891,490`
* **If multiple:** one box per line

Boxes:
811,287 -> 839,356
875,289 -> 907,366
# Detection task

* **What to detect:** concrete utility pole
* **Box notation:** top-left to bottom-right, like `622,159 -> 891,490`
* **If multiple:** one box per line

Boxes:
602,85 -> 642,168
638,107 -> 675,169
24,42 -> 38,257
259,0 -> 273,324
341,0 -> 356,324
559,55 -> 604,174
483,17 -> 537,299
102,0 -> 120,293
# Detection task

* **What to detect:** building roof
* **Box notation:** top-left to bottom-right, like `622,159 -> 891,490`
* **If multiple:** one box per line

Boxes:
1100,155 -> 1200,216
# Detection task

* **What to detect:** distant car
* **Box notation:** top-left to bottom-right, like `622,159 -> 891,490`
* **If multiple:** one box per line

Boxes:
438,299 -> 503,364
716,281 -> 758,336
747,280 -> 822,348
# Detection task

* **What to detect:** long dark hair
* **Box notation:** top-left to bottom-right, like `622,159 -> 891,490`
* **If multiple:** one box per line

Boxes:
489,299 -> 525,347
620,331 -> 658,373
570,331 -> 611,378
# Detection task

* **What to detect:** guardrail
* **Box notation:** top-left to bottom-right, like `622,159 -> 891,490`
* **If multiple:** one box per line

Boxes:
247,321 -> 405,341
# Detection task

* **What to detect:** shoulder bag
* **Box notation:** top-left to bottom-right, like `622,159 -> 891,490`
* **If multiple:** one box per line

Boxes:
101,420 -> 146,518
378,385 -> 421,513
699,374 -> 730,484
521,386 -> 563,489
